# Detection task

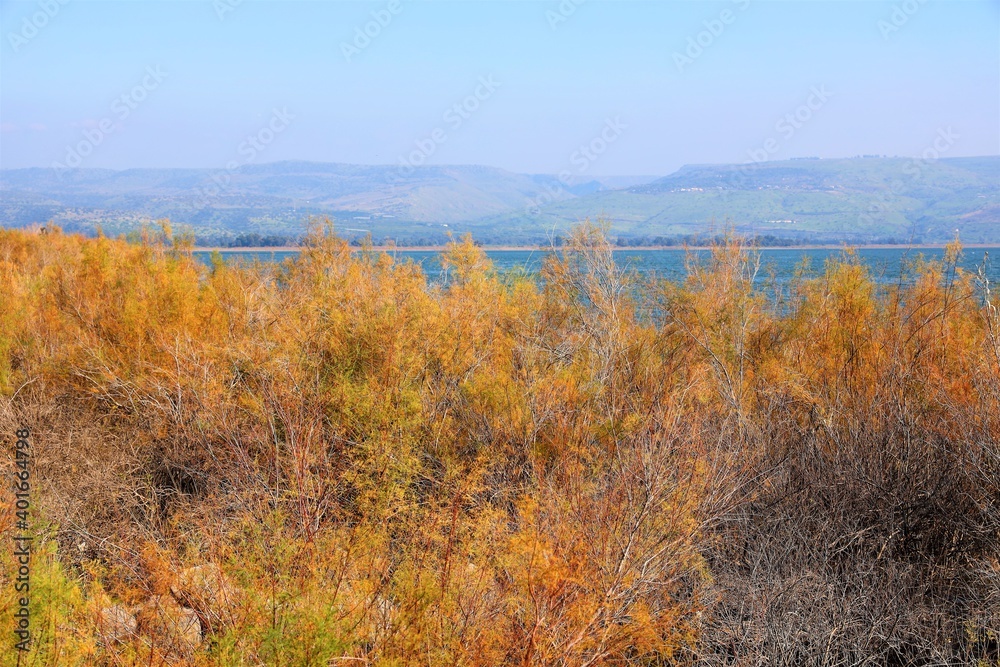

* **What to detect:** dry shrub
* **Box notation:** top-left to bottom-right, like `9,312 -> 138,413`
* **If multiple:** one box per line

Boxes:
0,223 -> 997,665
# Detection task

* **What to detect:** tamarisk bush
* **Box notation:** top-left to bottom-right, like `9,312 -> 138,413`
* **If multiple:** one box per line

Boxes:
0,222 -> 997,665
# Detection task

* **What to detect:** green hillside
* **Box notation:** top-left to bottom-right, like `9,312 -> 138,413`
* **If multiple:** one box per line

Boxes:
486,157 -> 999,244
1,157 -> 996,244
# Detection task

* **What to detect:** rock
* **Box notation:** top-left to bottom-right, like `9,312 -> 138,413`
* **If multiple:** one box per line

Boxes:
170,563 -> 238,633
137,595 -> 202,658
97,604 -> 137,644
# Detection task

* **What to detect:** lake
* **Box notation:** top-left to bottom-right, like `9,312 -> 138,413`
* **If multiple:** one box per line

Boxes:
194,247 -> 1000,288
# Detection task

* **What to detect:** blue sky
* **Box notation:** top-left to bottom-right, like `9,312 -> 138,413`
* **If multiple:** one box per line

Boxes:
1,0 -> 997,176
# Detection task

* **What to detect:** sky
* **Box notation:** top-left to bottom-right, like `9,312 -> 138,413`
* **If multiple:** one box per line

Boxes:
0,0 -> 997,177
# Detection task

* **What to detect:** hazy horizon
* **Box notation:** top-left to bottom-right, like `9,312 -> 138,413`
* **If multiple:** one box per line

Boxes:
3,153 -> 1000,179
2,0 -> 997,176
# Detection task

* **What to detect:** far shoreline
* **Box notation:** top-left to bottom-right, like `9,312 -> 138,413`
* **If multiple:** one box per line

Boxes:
193,243 -> 999,253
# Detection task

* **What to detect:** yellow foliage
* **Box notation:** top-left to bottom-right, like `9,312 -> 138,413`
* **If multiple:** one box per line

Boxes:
0,224 -> 997,664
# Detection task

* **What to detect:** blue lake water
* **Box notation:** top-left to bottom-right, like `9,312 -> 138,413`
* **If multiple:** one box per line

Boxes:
194,247 -> 1000,288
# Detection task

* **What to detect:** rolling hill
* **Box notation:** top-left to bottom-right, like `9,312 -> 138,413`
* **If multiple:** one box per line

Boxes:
1,157 -> 996,244
475,156 -> 1000,244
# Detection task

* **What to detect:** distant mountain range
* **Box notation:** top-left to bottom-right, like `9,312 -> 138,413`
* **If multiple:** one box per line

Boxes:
1,157 -> 997,245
